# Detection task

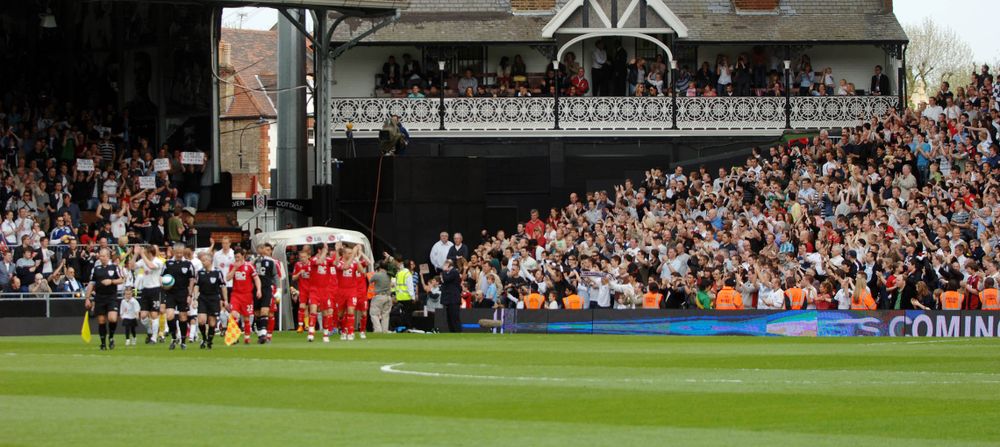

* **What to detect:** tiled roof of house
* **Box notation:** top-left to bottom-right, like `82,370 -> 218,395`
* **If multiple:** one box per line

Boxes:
221,28 -> 278,118
331,0 -> 906,44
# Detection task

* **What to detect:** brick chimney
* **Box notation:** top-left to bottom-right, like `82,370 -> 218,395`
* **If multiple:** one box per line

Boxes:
511,0 -> 556,12
883,0 -> 893,12
732,0 -> 779,10
218,41 -> 234,112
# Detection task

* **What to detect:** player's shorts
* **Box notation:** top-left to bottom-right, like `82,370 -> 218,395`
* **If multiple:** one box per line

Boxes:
139,287 -> 162,312
197,295 -> 222,317
298,285 -> 311,304
231,293 -> 254,316
356,296 -> 370,313
309,288 -> 329,308
92,295 -> 120,316
337,289 -> 357,308
164,292 -> 190,313
255,282 -> 274,310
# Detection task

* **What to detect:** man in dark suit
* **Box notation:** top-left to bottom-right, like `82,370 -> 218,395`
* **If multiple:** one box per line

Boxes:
382,56 -> 401,89
870,65 -> 890,96
439,259 -> 462,333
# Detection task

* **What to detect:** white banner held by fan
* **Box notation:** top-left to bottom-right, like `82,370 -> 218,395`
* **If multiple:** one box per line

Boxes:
153,158 -> 170,172
76,159 -> 94,171
181,152 -> 205,165
138,176 -> 156,189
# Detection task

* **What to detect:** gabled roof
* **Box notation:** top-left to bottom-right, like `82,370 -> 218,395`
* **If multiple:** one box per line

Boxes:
542,0 -> 689,38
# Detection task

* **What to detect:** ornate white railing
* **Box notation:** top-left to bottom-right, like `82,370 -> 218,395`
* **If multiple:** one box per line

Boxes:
330,95 -> 899,135
791,96 -> 898,129
675,96 -> 785,130
559,96 -> 673,130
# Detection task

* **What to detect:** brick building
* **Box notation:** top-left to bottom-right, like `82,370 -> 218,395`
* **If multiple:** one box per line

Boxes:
219,28 -> 278,197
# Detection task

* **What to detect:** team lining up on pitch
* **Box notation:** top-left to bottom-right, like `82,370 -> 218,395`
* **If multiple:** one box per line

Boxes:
84,236 -> 377,350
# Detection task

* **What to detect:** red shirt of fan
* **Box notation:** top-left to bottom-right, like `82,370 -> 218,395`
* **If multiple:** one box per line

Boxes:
293,260 -> 312,290
231,262 -> 257,295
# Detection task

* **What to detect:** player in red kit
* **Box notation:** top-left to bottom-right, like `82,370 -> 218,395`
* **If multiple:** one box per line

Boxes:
353,246 -> 371,339
225,249 -> 261,345
292,248 -> 312,334
323,244 -> 341,342
337,245 -> 368,341
308,244 -> 337,342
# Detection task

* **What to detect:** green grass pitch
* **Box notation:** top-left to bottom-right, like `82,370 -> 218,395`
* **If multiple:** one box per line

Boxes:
1,333 -> 998,446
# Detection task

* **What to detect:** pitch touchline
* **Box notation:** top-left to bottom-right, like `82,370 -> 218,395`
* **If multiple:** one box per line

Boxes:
379,363 -> 1000,385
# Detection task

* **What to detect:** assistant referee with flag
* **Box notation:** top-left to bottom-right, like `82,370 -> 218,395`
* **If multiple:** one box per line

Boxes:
84,249 -> 124,350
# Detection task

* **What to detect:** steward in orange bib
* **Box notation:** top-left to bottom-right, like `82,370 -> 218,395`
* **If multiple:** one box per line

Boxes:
524,286 -> 544,309
562,294 -> 583,310
715,278 -> 743,310
980,278 -> 1000,311
941,280 -> 964,310
642,283 -> 664,309
784,277 -> 806,310
849,274 -> 876,310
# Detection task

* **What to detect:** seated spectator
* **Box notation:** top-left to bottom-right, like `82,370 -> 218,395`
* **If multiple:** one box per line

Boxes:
456,69 -> 479,95
407,85 -> 426,99
569,68 -> 589,96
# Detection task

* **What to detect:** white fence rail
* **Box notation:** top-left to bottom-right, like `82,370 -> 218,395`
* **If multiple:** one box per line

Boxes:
331,96 -> 899,135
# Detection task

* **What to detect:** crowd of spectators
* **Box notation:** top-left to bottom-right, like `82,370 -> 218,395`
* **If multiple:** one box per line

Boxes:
381,47 -> 895,99
422,64 -> 1000,311
0,93 -> 209,294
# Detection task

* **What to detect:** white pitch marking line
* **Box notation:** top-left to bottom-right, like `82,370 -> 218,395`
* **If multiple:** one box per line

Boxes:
380,364 -> 1000,385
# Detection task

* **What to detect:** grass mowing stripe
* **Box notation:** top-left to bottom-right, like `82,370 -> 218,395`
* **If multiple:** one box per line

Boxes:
4,395 -> 995,447
1,334 -> 999,445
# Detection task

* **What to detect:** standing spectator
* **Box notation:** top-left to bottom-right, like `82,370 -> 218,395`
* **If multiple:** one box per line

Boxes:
429,231 -> 452,272
368,262 -> 393,334
525,209 -> 545,245
381,56 -> 401,89
870,65 -> 890,96
447,232 -> 469,263
440,259 -> 462,332
612,40 -> 628,96
591,41 -> 608,97
0,251 -> 15,291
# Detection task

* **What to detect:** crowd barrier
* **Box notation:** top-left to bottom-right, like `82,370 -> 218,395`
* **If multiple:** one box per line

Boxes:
437,309 -> 1000,337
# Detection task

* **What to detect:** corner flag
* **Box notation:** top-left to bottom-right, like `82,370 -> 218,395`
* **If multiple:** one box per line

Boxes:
81,311 -> 91,344
224,315 -> 241,346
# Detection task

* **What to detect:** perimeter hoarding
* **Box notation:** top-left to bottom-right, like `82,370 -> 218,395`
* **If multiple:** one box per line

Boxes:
437,309 -> 1000,337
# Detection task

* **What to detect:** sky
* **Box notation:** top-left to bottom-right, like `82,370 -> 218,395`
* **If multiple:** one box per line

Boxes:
223,1 -> 1000,62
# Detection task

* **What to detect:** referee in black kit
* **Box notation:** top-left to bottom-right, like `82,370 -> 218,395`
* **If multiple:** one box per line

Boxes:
84,248 -> 124,350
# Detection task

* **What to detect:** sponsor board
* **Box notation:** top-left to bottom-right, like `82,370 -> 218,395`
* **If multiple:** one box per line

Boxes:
439,310 -> 1000,337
